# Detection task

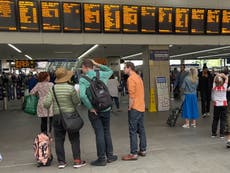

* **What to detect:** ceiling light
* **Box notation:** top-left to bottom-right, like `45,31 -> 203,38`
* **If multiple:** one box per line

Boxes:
121,52 -> 143,60
170,45 -> 230,58
8,43 -> 22,53
25,54 -> 33,60
55,51 -> 73,54
77,44 -> 99,59
197,52 -> 230,59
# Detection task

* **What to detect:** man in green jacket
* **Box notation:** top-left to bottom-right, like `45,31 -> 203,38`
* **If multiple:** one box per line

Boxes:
79,59 -> 117,166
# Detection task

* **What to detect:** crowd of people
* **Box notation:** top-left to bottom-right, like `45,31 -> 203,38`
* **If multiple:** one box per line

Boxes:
171,64 -> 230,148
27,59 -> 146,169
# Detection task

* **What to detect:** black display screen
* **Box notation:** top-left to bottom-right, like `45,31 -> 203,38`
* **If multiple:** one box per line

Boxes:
206,9 -> 221,34
158,7 -> 173,33
222,10 -> 230,34
41,1 -> 61,32
122,5 -> 139,33
191,8 -> 205,34
18,0 -> 39,31
103,4 -> 121,33
0,0 -> 17,31
62,2 -> 81,32
83,3 -> 101,32
175,8 -> 189,34
141,6 -> 156,33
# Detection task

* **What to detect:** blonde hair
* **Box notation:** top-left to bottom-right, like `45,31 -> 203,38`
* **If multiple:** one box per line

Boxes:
189,68 -> 198,83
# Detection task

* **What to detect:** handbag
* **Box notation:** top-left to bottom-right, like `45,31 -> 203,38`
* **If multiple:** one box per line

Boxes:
23,95 -> 38,115
52,87 -> 84,132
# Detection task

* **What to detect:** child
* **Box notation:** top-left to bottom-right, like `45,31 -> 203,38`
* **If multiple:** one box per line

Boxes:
211,73 -> 228,140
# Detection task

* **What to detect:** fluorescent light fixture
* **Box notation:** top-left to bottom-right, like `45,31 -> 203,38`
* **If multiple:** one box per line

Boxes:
8,43 -> 22,53
55,51 -> 73,54
197,52 -> 230,59
25,54 -> 33,60
121,52 -> 143,60
77,44 -> 99,59
170,45 -> 230,58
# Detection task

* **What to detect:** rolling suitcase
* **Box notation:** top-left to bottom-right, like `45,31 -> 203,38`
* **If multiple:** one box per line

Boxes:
167,103 -> 183,127
33,112 -> 53,167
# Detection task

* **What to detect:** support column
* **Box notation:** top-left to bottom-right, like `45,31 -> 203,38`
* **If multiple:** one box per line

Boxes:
148,45 -> 170,112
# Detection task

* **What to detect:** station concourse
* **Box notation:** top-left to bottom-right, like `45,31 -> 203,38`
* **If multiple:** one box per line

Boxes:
1,0 -> 230,172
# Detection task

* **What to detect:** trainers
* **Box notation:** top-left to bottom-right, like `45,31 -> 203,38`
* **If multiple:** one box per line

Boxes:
226,141 -> 230,148
202,113 -> 207,118
122,154 -> 138,161
73,160 -> 86,168
58,162 -> 67,169
206,112 -> 210,117
182,124 -> 190,128
191,124 -> 196,128
107,155 -> 118,163
90,159 -> 106,166
220,135 -> 225,140
138,151 -> 146,157
211,134 -> 217,138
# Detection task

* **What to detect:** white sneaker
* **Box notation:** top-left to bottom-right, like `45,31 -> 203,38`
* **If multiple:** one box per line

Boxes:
182,124 -> 190,128
191,124 -> 196,128
206,112 -> 210,116
202,113 -> 207,118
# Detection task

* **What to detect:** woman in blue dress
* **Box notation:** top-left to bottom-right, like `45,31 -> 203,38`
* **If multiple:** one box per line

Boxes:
181,67 -> 199,128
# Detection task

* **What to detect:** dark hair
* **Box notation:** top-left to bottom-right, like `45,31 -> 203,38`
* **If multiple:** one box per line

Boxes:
125,62 -> 135,71
38,72 -> 49,82
81,59 -> 93,69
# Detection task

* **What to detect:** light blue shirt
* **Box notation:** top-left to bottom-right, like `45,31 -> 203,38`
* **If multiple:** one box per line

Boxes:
181,76 -> 198,94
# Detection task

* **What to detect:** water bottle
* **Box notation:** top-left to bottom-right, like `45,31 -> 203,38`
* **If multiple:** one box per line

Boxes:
0,153 -> 2,161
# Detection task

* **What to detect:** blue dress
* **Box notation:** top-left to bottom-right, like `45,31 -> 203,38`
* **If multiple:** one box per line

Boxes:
181,77 -> 199,119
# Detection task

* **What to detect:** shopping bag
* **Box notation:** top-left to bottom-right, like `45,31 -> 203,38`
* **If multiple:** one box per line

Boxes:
23,95 -> 38,115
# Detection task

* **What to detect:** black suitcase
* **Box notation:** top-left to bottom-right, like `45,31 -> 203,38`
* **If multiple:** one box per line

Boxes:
167,103 -> 183,127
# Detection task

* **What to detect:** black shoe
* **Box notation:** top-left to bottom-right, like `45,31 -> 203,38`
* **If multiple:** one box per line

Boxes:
226,141 -> 230,148
90,159 -> 106,166
107,155 -> 118,163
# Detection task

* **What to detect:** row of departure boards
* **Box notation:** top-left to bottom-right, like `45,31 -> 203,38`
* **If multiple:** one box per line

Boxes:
1,0 -> 230,34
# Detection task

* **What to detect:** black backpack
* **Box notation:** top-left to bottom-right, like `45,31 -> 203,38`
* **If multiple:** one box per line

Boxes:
82,71 -> 113,111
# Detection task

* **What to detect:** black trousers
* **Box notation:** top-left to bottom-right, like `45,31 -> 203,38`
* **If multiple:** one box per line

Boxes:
200,92 -> 211,115
212,106 -> 227,136
40,117 -> 53,133
53,115 -> 81,163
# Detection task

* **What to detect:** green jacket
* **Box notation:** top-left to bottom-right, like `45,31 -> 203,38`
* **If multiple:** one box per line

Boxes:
44,83 -> 80,115
79,65 -> 113,111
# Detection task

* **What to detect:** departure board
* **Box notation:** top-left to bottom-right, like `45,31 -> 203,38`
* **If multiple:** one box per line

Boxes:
15,60 -> 36,68
141,6 -> 156,33
83,3 -> 101,32
103,4 -> 121,32
191,8 -> 205,34
41,1 -> 61,32
62,2 -> 81,32
158,7 -> 173,33
222,10 -> 230,34
175,8 -> 189,34
122,5 -> 139,33
18,0 -> 39,31
206,9 -> 220,34
0,0 -> 17,31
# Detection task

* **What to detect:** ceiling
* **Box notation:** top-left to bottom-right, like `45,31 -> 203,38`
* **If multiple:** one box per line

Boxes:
1,44 -> 230,61
0,44 -> 145,60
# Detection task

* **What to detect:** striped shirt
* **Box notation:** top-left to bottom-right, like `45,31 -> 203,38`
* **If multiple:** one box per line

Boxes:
43,83 -> 80,115
212,82 -> 228,106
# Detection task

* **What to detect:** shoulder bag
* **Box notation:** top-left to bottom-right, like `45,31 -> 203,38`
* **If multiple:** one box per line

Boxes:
52,86 -> 84,132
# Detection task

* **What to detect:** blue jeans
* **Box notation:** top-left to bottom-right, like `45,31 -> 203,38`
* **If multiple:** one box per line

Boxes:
128,109 -> 147,155
88,111 -> 114,161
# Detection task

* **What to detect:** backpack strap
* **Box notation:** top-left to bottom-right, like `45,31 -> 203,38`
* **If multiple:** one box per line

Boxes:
81,75 -> 92,83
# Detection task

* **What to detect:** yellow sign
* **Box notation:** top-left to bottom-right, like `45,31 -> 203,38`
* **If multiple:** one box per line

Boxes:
148,87 -> 157,112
